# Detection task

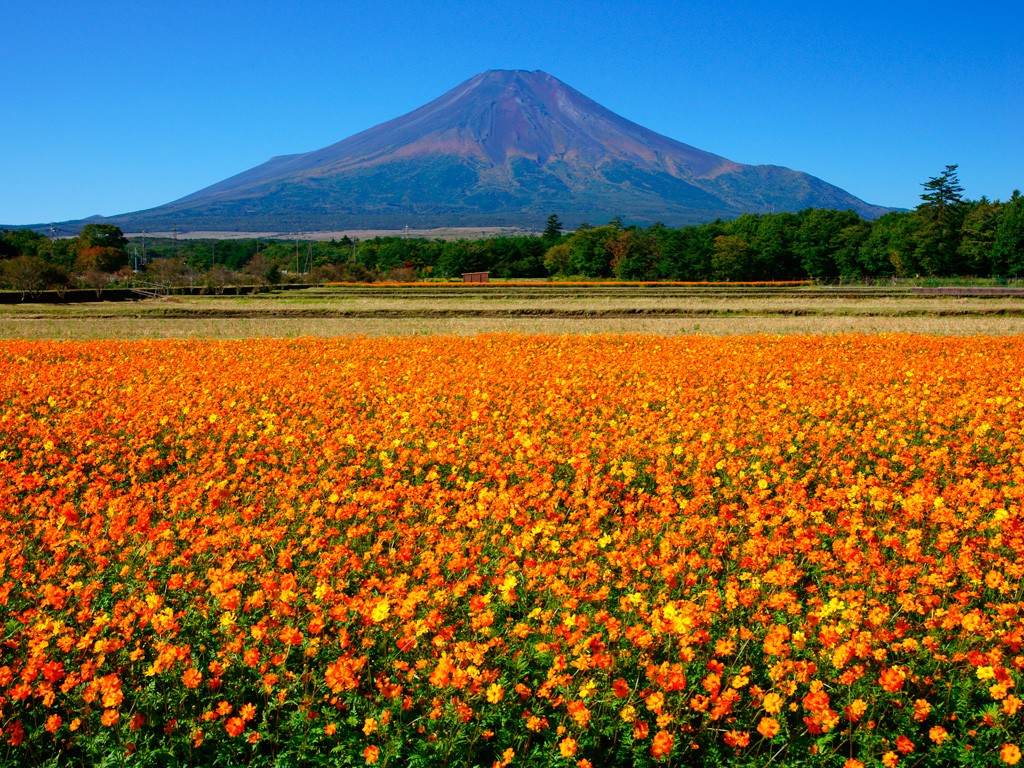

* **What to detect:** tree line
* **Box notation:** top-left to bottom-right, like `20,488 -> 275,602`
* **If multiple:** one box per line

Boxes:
3,167 -> 1023,291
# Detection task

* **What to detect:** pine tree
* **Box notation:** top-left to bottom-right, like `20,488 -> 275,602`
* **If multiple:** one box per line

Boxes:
919,164 -> 965,214
542,214 -> 563,241
916,165 -> 967,275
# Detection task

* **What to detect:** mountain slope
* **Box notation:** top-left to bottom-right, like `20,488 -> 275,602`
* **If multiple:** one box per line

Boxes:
88,70 -> 892,231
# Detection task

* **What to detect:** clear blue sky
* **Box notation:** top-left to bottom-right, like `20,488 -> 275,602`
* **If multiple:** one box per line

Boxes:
2,0 -> 1021,226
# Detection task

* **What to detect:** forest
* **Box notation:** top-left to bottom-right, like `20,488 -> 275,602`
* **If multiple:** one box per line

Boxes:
2,167 -> 1022,291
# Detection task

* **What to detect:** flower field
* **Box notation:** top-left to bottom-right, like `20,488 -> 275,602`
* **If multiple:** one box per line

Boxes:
0,334 -> 1022,767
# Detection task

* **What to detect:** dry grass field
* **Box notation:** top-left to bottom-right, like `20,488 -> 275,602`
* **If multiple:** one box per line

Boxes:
3,283 -> 1024,338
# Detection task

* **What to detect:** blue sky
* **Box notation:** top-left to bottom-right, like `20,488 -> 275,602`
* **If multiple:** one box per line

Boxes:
2,0 -> 1021,226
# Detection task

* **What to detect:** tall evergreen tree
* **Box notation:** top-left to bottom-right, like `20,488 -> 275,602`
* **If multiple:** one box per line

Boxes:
542,214 -> 564,241
915,165 -> 967,275
919,165 -> 965,212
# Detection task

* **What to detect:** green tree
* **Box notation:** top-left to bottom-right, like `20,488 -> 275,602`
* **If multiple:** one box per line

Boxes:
565,226 -> 617,277
710,234 -> 754,281
919,164 -> 965,215
542,214 -> 564,242
915,165 -> 967,275
859,212 -> 916,277
610,228 -> 659,280
653,223 -> 720,280
752,213 -> 801,280
992,191 -> 1024,276
437,241 -> 486,277
0,229 -> 46,259
793,209 -> 862,280
41,238 -> 79,271
543,242 -> 571,275
958,198 -> 1002,275
832,220 -> 873,279
78,224 -> 128,252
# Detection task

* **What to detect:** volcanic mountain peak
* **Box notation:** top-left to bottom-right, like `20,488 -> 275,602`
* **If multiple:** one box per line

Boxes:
188,69 -> 731,200
88,69 -> 891,231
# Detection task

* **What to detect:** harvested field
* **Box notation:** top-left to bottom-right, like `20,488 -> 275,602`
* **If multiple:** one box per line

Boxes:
4,283 -> 1024,338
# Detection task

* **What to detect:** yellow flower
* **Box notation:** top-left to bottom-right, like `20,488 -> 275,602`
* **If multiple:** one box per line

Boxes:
486,684 -> 504,704
371,599 -> 390,624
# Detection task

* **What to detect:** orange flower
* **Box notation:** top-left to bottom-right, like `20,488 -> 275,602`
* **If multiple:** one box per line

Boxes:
1002,745 -> 1022,766
224,717 -> 245,737
845,699 -> 868,722
1004,696 -> 1023,716
878,667 -> 905,693
45,715 -> 62,733
651,729 -> 674,758
757,717 -> 780,739
182,668 -> 202,689
724,730 -> 750,749
101,709 -> 120,727
363,745 -> 380,764
559,737 -> 577,758
912,698 -> 931,722
4,336 -> 1024,764
762,692 -> 784,714
645,691 -> 665,714
279,627 -> 303,646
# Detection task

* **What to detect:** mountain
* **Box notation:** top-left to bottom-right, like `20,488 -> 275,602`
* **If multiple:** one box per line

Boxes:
64,70 -> 892,232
